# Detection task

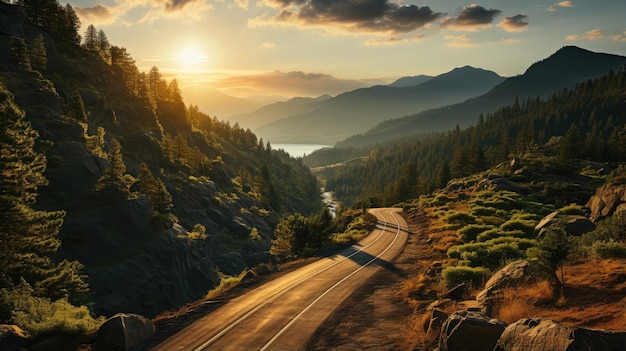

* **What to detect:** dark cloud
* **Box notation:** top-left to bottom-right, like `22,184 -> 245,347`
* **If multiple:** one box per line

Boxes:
441,4 -> 501,30
265,0 -> 442,34
74,4 -> 112,22
164,0 -> 198,12
498,14 -> 528,32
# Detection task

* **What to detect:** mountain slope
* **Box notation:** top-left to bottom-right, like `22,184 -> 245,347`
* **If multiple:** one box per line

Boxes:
339,46 -> 626,147
388,75 -> 432,87
183,87 -> 262,118
256,66 -> 504,144
0,2 -> 320,319
229,94 -> 332,130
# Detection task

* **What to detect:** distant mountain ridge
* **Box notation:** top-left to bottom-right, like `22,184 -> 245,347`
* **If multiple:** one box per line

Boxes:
255,66 -> 505,144
388,75 -> 432,87
339,46 -> 626,147
230,94 -> 332,130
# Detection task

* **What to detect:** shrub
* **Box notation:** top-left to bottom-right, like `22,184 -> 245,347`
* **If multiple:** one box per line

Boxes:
471,206 -> 497,216
476,228 -> 501,242
1,280 -> 104,339
479,216 -> 506,226
590,240 -> 626,259
458,224 -> 494,242
499,219 -> 536,237
445,211 -> 476,225
558,204 -> 586,216
441,266 -> 490,289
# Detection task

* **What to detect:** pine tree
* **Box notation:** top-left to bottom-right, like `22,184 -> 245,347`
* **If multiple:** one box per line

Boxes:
29,34 -> 47,71
96,138 -> 128,194
0,83 -> 88,303
137,163 -> 172,213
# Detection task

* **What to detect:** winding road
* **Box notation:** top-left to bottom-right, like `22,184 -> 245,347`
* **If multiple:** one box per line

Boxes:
151,208 -> 408,351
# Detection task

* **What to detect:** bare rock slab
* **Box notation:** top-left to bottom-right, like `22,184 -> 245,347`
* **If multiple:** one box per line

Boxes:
439,310 -> 507,351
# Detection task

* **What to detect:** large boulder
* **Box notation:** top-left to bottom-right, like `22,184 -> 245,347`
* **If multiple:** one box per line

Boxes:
0,325 -> 28,351
586,182 -> 626,221
535,212 -> 595,238
476,260 -> 549,315
96,313 -> 155,351
494,317 -> 626,351
439,310 -> 507,351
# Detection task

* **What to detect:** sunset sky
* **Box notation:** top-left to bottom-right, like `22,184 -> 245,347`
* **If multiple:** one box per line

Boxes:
65,0 -> 626,102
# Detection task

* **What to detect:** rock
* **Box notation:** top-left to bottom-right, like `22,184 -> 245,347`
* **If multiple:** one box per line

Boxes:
564,215 -> 596,236
0,324 -> 28,351
477,260 -> 549,316
494,317 -> 626,351
96,313 -> 155,351
216,252 -> 248,276
441,283 -> 467,301
439,310 -> 506,351
535,213 -> 595,238
586,182 -> 626,221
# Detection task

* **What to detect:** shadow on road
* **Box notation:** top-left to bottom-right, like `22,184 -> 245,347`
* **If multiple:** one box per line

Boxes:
327,245 -> 406,278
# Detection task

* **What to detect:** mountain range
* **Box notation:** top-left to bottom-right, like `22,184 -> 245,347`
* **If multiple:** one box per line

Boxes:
338,46 -> 626,147
253,66 -> 505,144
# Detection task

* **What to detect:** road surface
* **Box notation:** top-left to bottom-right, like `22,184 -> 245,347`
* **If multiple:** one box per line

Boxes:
151,208 -> 408,351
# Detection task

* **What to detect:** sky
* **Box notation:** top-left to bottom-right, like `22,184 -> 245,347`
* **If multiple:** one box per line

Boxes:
64,0 -> 626,103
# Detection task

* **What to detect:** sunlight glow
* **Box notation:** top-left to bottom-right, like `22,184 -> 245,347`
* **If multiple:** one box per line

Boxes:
177,47 -> 210,67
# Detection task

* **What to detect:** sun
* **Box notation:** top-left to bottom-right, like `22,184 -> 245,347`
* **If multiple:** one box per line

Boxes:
177,47 -> 209,66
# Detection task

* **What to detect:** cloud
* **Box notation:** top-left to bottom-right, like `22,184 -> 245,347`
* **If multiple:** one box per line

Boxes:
73,0 -> 212,26
440,4 -> 501,31
214,70 -> 372,97
444,33 -> 477,47
252,0 -> 443,35
365,36 -> 407,46
547,1 -> 574,12
610,31 -> 626,42
259,42 -> 276,48
566,28 -> 604,41
497,14 -> 528,32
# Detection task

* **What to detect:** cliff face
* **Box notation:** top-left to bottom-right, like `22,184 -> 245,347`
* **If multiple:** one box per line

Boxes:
0,3 -> 319,317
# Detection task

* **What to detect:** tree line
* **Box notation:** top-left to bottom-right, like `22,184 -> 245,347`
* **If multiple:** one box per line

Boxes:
311,68 -> 626,207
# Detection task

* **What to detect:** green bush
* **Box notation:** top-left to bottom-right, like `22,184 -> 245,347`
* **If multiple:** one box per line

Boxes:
445,211 -> 476,225
499,219 -> 536,237
476,228 -> 501,242
590,240 -> 626,259
1,280 -> 104,339
441,266 -> 490,289
479,216 -> 506,226
558,204 -> 586,216
458,224 -> 494,242
471,206 -> 497,216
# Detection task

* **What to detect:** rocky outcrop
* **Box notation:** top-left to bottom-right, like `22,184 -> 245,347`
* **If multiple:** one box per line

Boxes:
477,260 -> 549,315
0,325 -> 28,351
494,317 -> 626,351
586,181 -> 626,221
535,212 -> 595,237
96,313 -> 155,351
439,310 -> 506,351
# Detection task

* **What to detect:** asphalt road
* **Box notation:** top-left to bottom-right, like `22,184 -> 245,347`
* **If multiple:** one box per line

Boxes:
151,208 -> 408,351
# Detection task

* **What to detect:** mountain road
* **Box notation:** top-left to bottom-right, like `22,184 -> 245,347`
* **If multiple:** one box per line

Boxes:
150,208 -> 408,351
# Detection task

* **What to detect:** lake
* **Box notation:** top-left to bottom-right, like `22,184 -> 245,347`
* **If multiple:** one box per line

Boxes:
273,144 -> 331,158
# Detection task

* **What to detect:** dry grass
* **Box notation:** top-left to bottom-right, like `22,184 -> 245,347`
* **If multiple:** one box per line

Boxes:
492,259 -> 626,331
493,280 -> 553,324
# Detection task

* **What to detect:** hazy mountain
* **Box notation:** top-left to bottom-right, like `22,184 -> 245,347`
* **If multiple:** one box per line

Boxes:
388,75 -> 433,87
183,87 -> 263,119
256,66 -> 505,144
230,94 -> 332,130
339,46 -> 626,147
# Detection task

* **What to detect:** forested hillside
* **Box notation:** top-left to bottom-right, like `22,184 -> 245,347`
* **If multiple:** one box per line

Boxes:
310,68 -> 626,207
0,0 -> 320,331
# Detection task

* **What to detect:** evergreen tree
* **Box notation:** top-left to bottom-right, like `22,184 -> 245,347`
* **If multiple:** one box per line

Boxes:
29,34 -> 47,71
68,90 -> 87,121
559,124 -> 582,171
96,138 -> 128,194
0,83 -> 88,305
83,24 -> 97,49
137,163 -> 173,213
10,37 -> 31,71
